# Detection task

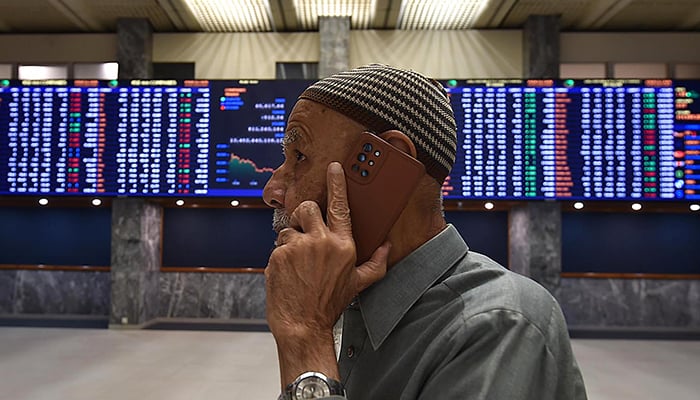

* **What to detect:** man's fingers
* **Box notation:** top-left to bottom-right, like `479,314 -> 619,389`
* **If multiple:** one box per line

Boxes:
289,200 -> 325,234
326,162 -> 353,237
354,242 -> 391,292
275,227 -> 299,247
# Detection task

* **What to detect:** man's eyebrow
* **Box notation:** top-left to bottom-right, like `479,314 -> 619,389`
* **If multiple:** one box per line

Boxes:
281,127 -> 307,150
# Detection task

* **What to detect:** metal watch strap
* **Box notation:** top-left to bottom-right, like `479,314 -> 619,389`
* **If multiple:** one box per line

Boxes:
282,371 -> 346,399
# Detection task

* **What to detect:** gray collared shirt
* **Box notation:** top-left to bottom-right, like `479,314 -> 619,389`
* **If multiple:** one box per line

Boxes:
327,224 -> 587,399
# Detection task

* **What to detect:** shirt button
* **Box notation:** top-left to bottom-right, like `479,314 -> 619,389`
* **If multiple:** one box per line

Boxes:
347,346 -> 355,358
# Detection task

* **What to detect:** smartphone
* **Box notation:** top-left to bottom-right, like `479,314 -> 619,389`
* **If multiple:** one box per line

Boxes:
342,131 -> 425,264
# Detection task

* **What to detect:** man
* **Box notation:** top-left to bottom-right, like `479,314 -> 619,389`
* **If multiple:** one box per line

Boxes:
263,64 -> 587,400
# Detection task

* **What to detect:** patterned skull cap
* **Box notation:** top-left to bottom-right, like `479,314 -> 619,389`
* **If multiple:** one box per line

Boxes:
298,64 -> 457,183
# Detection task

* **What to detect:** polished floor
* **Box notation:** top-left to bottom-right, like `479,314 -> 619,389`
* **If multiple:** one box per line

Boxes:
0,327 -> 698,400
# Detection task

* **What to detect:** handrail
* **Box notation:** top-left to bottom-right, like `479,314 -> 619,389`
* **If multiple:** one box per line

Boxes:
3,265 -> 698,279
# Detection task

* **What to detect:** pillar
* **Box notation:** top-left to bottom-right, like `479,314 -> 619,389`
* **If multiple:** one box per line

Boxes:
510,15 -> 562,293
319,16 -> 350,78
110,18 -> 161,327
522,15 -> 560,79
117,18 -> 153,79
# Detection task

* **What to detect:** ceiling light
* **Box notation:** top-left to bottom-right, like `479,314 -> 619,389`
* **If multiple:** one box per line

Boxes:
231,200 -> 240,207
573,202 -> 584,210
398,0 -> 490,30
690,204 -> 700,211
184,0 -> 273,32
631,203 -> 642,211
38,198 -> 49,206
293,0 -> 376,30
484,202 -> 494,210
176,199 -> 185,207
92,198 -> 102,207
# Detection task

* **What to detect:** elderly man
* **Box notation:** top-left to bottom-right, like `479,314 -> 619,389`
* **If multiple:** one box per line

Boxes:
262,64 -> 587,400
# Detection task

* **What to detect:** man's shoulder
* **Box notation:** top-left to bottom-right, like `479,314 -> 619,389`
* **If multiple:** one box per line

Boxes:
439,250 -> 561,330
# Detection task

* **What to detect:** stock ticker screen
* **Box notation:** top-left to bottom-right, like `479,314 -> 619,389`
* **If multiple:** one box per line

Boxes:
0,78 -> 699,200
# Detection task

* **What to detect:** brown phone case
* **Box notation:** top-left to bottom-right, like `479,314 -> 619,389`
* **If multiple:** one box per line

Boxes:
343,131 -> 425,264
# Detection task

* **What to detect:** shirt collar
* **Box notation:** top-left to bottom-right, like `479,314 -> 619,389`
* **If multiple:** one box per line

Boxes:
357,224 -> 469,350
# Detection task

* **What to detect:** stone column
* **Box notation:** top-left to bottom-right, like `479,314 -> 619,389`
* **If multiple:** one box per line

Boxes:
117,18 -> 153,79
110,18 -> 161,327
522,15 -> 560,79
110,199 -> 162,326
509,202 -> 561,293
510,15 -> 562,293
319,16 -> 350,78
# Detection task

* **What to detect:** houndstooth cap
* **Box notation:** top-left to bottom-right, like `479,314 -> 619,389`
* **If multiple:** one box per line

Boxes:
298,64 -> 457,183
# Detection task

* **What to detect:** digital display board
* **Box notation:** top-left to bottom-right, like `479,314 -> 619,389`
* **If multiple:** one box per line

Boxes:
442,79 -> 688,200
1,78 -> 699,200
0,79 -> 311,197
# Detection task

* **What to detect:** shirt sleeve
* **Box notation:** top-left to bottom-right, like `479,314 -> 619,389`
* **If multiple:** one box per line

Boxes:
413,305 -> 587,400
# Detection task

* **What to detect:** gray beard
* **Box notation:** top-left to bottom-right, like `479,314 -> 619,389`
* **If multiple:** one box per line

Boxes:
272,209 -> 291,234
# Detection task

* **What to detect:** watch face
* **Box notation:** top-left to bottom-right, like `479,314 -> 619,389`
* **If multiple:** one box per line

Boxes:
295,376 -> 331,399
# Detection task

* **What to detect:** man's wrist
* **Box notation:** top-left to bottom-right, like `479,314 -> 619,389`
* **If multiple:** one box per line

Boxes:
274,327 -> 340,390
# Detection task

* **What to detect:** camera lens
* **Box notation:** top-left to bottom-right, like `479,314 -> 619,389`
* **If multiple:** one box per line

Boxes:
361,169 -> 369,177
363,143 -> 372,152
357,153 -> 367,162
351,164 -> 360,172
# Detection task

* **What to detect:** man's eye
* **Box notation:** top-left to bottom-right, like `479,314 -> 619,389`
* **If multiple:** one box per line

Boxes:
295,150 -> 306,162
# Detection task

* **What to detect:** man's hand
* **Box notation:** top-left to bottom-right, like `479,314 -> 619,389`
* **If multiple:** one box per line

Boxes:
265,162 -> 391,386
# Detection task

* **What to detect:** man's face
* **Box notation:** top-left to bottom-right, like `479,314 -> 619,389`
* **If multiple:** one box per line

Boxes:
262,99 -> 365,233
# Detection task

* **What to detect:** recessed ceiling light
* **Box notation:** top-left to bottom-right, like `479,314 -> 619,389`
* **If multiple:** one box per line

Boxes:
231,200 -> 240,207
631,203 -> 642,211
573,202 -> 584,210
293,0 -> 376,30
484,202 -> 494,210
176,199 -> 185,207
92,198 -> 102,207
398,0 -> 490,30
38,198 -> 49,206
690,204 -> 700,211
184,0 -> 273,32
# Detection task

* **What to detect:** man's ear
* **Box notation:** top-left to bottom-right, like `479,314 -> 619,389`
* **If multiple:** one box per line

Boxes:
378,130 -> 418,158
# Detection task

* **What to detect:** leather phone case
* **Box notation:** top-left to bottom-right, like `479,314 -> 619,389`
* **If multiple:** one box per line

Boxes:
343,131 -> 425,264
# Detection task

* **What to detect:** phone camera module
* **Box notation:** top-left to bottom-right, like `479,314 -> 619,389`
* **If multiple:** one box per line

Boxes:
363,143 -> 373,152
361,169 -> 369,177
357,153 -> 367,162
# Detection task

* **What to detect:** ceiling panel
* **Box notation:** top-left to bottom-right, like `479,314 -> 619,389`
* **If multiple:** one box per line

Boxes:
62,0 -> 177,31
603,0 -> 700,30
499,0 -> 592,29
0,0 -> 83,32
0,0 -> 699,33
293,0 -> 377,30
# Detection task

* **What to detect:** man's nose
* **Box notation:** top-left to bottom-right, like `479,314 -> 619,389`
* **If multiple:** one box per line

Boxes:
262,169 -> 285,208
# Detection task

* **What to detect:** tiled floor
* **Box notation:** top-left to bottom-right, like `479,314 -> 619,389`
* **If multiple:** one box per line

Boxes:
0,327 -> 698,400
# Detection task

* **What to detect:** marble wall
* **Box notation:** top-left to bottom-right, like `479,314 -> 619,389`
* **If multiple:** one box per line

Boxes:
0,270 -> 110,315
159,272 -> 266,319
0,270 -> 266,320
2,269 -> 699,330
556,278 -> 700,328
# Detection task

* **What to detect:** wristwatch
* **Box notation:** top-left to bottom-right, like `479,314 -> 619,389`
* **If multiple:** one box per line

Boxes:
282,371 -> 346,399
